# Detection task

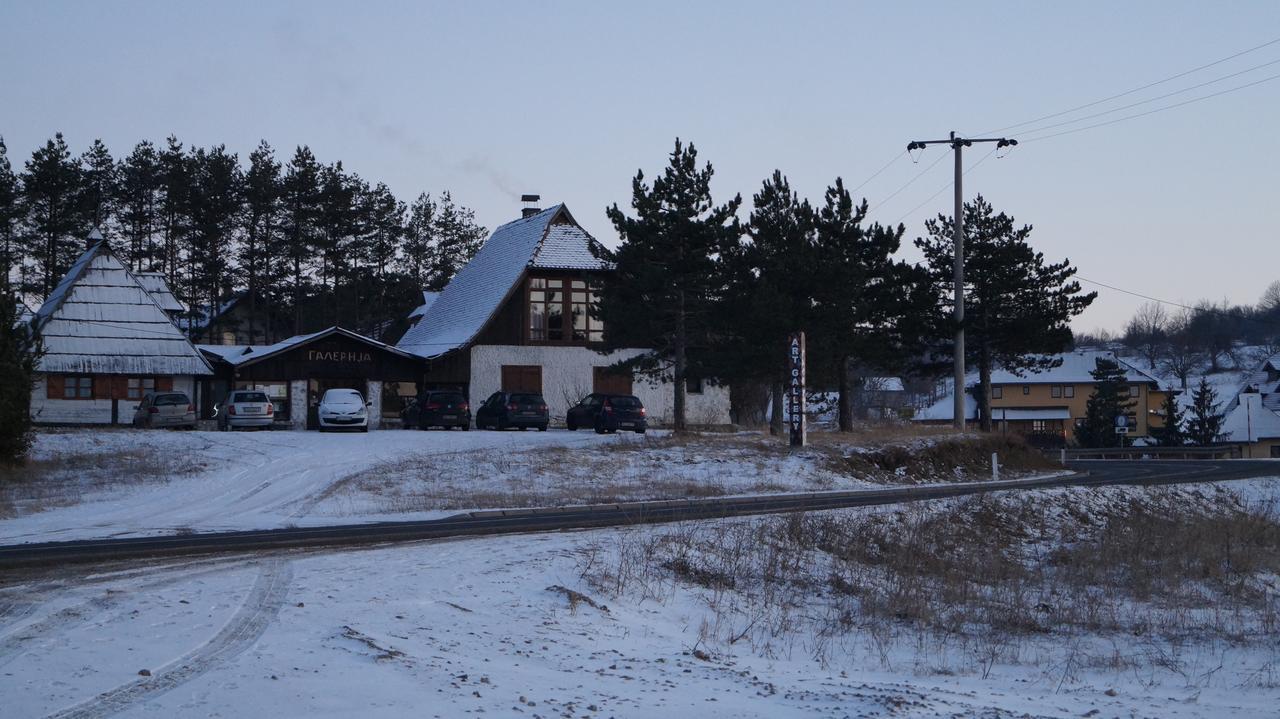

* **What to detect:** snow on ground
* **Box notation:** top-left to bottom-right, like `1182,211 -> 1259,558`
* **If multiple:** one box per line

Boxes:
4,489 -> 1280,719
0,428 -> 629,544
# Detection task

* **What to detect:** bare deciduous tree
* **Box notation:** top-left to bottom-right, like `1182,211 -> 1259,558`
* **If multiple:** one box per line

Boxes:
1122,301 -> 1168,370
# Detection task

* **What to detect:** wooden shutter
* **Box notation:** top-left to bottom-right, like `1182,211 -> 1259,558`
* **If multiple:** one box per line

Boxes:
156,377 -> 173,392
46,374 -> 64,399
592,366 -> 633,395
501,365 -> 542,393
93,375 -> 111,400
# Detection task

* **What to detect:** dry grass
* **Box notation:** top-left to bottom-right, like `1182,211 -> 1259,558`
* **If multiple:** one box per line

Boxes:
0,448 -> 207,518
577,486 -> 1280,683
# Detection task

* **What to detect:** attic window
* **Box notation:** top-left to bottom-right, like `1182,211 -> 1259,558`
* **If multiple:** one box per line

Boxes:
529,276 -> 603,344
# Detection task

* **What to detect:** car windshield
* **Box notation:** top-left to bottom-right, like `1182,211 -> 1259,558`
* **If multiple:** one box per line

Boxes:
609,396 -> 642,409
154,394 -> 189,406
511,393 -> 544,404
232,392 -> 269,403
322,391 -> 362,405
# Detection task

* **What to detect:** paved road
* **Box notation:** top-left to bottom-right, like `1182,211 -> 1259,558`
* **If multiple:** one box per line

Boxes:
1,459 -> 1276,570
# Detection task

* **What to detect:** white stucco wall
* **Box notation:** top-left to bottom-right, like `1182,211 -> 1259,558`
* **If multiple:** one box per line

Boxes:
289,380 -> 308,430
366,380 -> 383,430
468,345 -> 730,426
30,375 -> 197,425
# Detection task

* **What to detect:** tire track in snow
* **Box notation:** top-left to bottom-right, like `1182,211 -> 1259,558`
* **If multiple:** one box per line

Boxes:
44,557 -> 293,719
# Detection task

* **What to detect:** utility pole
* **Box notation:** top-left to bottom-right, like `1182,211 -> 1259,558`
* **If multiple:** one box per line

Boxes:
906,132 -> 1017,431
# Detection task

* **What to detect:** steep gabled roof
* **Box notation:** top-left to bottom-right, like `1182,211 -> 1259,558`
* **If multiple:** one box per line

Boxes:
988,351 -> 1163,386
407,291 -> 441,321
32,241 -> 213,376
1221,392 -> 1280,442
227,326 -> 420,368
134,272 -> 187,313
396,204 -> 611,358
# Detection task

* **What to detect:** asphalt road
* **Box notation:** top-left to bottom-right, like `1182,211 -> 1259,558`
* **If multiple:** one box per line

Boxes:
1,459 -> 1276,570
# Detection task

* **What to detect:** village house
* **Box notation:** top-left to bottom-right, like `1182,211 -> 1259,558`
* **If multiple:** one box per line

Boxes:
914,350 -> 1170,445
28,232 -> 214,425
396,201 -> 730,424
1220,391 -> 1280,458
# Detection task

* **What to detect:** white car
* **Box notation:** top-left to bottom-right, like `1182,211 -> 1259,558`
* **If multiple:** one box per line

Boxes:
217,389 -> 275,431
317,388 -> 370,432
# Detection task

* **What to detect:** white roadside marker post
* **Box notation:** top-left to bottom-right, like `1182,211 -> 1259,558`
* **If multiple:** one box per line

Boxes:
992,452 -> 1000,481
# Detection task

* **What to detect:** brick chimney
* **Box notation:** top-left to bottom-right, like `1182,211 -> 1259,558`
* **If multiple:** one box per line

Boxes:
521,194 -> 541,219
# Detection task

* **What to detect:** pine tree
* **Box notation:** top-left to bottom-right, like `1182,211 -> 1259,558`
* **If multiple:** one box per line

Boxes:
1149,389 -> 1185,446
1185,377 -> 1226,446
20,134 -> 86,299
279,146 -> 322,334
600,139 -> 742,432
812,179 -> 935,431
0,138 -> 20,292
0,290 -> 40,465
241,140 -> 282,343
719,170 -> 816,434
157,136 -> 191,289
915,196 -> 1096,431
117,141 -> 162,272
401,192 -> 437,288
78,139 -> 117,239
1077,358 -> 1135,448
427,191 -> 485,291
186,145 -> 242,342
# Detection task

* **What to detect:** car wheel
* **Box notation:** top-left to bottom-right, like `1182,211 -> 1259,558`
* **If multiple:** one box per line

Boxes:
496,417 -> 506,431
594,421 -> 606,435
462,423 -> 470,431
538,425 -> 547,432
566,418 -> 577,431
635,429 -> 645,434
361,425 -> 369,433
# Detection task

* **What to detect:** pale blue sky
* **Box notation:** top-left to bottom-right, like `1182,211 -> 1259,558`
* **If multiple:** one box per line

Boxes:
3,1 -> 1278,332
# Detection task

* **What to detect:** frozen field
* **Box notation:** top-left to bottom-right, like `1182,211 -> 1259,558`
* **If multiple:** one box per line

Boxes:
0,427 -> 632,544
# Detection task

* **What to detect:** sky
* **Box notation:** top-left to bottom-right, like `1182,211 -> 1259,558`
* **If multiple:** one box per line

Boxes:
2,0 -> 1278,333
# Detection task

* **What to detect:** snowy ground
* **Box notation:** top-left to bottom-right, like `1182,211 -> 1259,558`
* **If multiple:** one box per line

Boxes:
4,483 -> 1280,718
0,428 -> 631,544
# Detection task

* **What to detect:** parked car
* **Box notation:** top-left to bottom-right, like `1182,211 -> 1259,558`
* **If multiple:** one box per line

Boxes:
317,388 -> 369,432
411,390 -> 471,430
132,391 -> 197,429
476,391 -> 549,431
566,393 -> 647,434
217,389 -> 275,431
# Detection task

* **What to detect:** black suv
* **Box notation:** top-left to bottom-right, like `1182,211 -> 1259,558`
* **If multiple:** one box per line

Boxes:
566,393 -> 647,434
407,391 -> 471,430
476,391 -> 549,431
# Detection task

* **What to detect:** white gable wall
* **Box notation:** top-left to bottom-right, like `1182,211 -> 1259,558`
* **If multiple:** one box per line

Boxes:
468,345 -> 729,426
31,375 -> 196,425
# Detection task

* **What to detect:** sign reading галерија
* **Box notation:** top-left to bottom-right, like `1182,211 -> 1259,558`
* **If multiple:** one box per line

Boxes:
789,332 -> 805,447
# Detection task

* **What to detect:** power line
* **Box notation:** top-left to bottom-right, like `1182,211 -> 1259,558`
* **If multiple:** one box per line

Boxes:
982,35 -> 1280,135
1021,71 -> 1280,143
868,149 -> 949,211
1077,275 -> 1280,331
892,147 -> 999,225
1013,56 -> 1280,137
847,150 -> 907,195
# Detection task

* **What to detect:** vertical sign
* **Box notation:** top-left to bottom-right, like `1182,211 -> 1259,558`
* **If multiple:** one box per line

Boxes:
788,332 -> 806,447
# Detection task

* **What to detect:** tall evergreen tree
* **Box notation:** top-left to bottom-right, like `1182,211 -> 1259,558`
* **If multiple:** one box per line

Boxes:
279,146 -> 322,334
20,134 -> 85,299
241,140 -> 282,343
1076,359 -> 1135,448
157,136 -> 191,287
915,196 -> 1095,431
720,171 -> 815,434
360,182 -> 405,335
401,192 -> 437,288
599,139 -> 742,432
187,145 -> 242,340
78,139 -> 117,239
1149,389 -> 1186,447
1185,377 -> 1226,446
0,138 -> 20,292
812,179 -> 935,431
117,141 -> 162,272
426,191 -> 486,291
0,290 -> 40,465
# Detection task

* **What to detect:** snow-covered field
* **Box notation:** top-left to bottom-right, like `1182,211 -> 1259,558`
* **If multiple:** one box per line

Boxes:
5,480 -> 1280,718
0,428 -> 632,544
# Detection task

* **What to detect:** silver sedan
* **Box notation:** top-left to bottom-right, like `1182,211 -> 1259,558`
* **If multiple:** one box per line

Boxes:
217,390 -> 276,431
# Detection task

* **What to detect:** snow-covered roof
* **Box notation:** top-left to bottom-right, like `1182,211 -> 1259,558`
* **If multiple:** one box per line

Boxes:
179,294 -> 243,334
226,327 -> 421,367
988,350 -> 1162,386
1238,352 -> 1280,413
1221,393 -> 1280,442
31,241 -> 213,376
134,272 -> 187,313
408,291 -> 440,320
397,204 -> 610,358
197,344 -> 260,362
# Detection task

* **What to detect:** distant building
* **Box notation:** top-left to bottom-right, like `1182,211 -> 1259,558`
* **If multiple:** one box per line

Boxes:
182,290 -> 291,346
28,236 -> 213,425
914,350 -> 1170,445
396,202 -> 730,424
1219,392 -> 1280,458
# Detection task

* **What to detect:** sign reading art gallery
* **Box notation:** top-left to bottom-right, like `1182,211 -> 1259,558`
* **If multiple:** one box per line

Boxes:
788,331 -> 806,448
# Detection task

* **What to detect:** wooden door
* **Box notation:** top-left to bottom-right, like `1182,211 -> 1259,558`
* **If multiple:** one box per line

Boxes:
592,366 -> 633,395
501,365 -> 543,394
